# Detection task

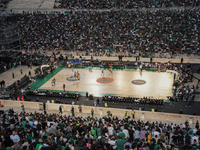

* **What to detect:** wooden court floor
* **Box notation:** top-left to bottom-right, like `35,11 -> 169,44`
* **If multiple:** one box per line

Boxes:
39,68 -> 174,99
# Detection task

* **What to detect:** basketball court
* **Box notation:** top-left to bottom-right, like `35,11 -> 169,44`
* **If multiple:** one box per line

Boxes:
38,68 -> 174,99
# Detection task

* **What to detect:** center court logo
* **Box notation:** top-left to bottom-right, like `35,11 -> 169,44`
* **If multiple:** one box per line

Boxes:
131,79 -> 146,85
96,77 -> 114,84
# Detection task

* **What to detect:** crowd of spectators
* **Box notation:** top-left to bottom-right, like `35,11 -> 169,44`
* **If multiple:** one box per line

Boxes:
0,13 -> 20,51
172,63 -> 195,103
0,0 -> 11,8
56,0 -> 200,9
0,15 -> 19,45
1,108 -> 200,150
0,26 -> 20,49
17,9 -> 200,57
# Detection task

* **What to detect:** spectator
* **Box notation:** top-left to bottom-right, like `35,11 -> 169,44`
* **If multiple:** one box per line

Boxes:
116,135 -> 125,150
10,130 -> 20,146
0,107 -> 200,150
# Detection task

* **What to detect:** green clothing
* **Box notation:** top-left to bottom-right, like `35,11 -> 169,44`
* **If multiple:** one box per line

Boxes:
113,131 -> 118,139
173,146 -> 179,150
59,123 -> 64,131
94,127 -> 98,134
72,139 -> 77,146
188,129 -> 193,135
125,112 -> 129,118
21,105 -> 24,112
132,110 -> 135,115
155,144 -> 161,149
100,137 -> 105,144
26,131 -> 34,140
91,110 -> 94,117
71,110 -> 74,116
118,132 -> 125,140
78,146 -> 84,150
84,134 -> 94,139
96,128 -> 101,136
107,111 -> 110,116
90,129 -> 96,136
67,133 -> 72,139
105,103 -> 107,107
187,100 -> 191,106
116,139 -> 125,150
27,134 -> 33,140
23,121 -> 27,128
192,147 -> 197,150
35,144 -> 45,150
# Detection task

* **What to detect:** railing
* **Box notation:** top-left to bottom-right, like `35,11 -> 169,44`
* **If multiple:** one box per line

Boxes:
0,99 -> 199,127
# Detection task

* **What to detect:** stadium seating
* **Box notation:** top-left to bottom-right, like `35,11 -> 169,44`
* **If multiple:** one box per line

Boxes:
17,10 -> 199,56
56,0 -> 200,9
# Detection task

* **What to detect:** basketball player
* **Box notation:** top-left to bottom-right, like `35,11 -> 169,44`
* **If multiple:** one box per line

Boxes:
52,79 -> 54,86
109,66 -> 113,73
53,78 -> 56,85
89,62 -> 92,70
77,71 -> 80,80
139,64 -> 143,72
71,63 -> 74,72
63,83 -> 65,91
101,68 -> 104,76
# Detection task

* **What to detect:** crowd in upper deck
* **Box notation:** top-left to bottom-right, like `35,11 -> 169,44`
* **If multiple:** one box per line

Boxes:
15,9 -> 199,56
56,0 -> 200,9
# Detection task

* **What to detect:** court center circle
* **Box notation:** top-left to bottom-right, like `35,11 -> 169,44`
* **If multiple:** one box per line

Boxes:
131,79 -> 146,85
96,77 -> 114,84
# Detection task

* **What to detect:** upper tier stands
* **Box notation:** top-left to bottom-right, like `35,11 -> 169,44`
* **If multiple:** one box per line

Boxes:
56,0 -> 200,9
0,0 -> 11,9
17,9 -> 200,55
